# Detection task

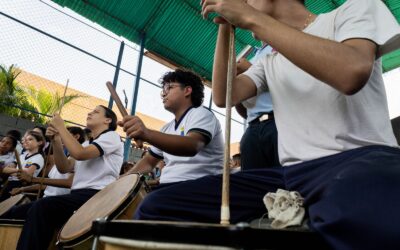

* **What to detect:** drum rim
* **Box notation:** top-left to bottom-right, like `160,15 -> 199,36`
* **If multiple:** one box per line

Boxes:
0,194 -> 29,217
92,220 -> 329,249
57,174 -> 144,247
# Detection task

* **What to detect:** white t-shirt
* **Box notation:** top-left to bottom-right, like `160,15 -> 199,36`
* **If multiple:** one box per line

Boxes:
0,153 -> 15,169
244,0 -> 400,166
9,152 -> 44,181
71,130 -> 123,190
43,165 -> 72,197
149,106 -> 224,184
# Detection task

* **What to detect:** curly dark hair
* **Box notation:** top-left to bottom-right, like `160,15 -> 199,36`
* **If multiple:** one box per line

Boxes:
160,69 -> 204,107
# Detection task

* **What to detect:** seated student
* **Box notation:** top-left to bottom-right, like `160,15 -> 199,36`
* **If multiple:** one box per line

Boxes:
0,135 -> 17,185
229,153 -> 241,174
9,126 -> 85,198
1,127 -> 85,220
1,130 -> 45,202
5,129 -> 23,155
130,0 -> 400,249
120,69 -> 224,189
7,105 -> 123,250
236,43 -> 280,170
0,135 -> 17,170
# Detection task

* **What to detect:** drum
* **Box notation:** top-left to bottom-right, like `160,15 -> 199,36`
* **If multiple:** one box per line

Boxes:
57,174 -> 147,248
0,219 -> 24,250
92,220 -> 330,250
0,194 -> 31,216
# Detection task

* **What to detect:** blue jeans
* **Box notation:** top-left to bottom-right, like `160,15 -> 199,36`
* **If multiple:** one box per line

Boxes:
135,145 -> 400,250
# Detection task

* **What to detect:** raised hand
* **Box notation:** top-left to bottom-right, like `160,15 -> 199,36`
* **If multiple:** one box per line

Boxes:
201,0 -> 257,28
118,115 -> 149,142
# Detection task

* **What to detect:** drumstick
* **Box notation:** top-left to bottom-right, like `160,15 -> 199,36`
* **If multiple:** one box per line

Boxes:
221,25 -> 235,225
36,80 -> 69,200
14,149 -> 22,170
106,81 -> 144,148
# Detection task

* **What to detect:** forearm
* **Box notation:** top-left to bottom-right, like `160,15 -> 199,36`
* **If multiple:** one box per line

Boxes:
248,13 -> 375,94
31,176 -> 72,188
212,24 -> 233,107
20,184 -> 43,193
3,166 -> 17,174
146,130 -> 202,157
52,136 -> 73,173
126,162 -> 153,176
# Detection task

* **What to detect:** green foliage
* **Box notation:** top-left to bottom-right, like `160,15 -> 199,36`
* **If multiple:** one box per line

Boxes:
24,85 -> 83,122
0,64 -> 42,122
0,64 -> 84,124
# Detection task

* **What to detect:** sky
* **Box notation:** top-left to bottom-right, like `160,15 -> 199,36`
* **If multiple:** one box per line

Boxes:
1,0 -> 399,145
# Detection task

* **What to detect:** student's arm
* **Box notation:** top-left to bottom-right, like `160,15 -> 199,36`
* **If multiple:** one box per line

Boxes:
2,163 -> 18,174
10,185 -> 42,196
212,24 -> 259,107
30,173 -> 74,188
119,116 -> 207,157
17,170 -> 74,188
125,154 -> 160,176
47,127 -> 76,173
202,0 -> 376,96
49,114 -> 100,161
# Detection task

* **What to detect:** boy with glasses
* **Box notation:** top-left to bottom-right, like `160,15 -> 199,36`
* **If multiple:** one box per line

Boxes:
120,69 -> 224,192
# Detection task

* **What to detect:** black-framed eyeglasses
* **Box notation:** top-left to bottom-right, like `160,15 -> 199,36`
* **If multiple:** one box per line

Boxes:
160,83 -> 183,96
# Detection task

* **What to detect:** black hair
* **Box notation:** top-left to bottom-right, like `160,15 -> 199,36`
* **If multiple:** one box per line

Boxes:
160,69 -> 204,107
232,153 -> 241,161
67,126 -> 86,144
6,129 -> 22,141
99,105 -> 118,131
2,135 -> 17,152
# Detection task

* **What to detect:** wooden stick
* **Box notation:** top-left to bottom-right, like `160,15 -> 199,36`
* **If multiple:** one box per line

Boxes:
220,26 -> 235,225
36,80 -> 69,200
14,149 -> 23,170
106,81 -> 144,148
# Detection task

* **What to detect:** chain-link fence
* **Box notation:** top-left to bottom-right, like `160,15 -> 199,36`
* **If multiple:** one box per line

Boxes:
0,0 -> 245,160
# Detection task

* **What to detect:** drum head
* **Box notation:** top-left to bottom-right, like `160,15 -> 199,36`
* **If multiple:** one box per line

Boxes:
58,174 -> 141,245
0,194 -> 27,216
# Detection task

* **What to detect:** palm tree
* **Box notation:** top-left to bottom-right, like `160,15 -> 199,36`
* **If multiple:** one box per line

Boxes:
0,64 -> 40,120
24,85 -> 84,120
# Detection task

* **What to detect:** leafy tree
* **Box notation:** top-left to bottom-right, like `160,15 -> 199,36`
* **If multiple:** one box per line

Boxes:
24,85 -> 84,121
0,64 -> 41,121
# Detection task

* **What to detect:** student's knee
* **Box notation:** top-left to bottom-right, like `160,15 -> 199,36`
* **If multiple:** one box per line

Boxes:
134,191 -> 162,220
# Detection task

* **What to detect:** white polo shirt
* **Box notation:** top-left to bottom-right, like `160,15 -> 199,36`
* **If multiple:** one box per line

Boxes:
71,130 -> 123,190
0,153 -> 15,169
9,152 -> 44,181
244,0 -> 400,166
44,165 -> 72,197
149,106 -> 224,184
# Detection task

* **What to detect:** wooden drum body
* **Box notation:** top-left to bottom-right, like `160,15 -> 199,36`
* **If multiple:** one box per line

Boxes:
57,174 -> 147,248
0,219 -> 24,250
92,220 -> 329,250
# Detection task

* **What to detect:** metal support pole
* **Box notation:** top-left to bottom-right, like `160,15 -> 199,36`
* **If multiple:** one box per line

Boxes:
123,33 -> 146,161
108,41 -> 125,109
208,94 -> 213,110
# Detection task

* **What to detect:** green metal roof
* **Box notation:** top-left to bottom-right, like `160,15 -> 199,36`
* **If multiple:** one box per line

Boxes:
51,0 -> 400,80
